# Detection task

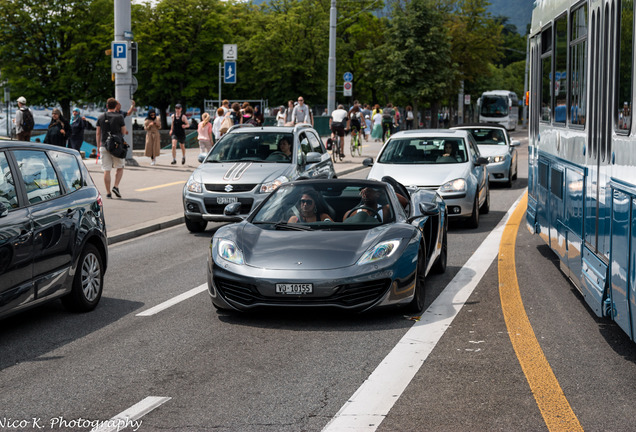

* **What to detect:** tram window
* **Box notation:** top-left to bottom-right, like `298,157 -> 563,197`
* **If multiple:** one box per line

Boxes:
570,4 -> 588,127
541,27 -> 553,123
616,0 -> 633,133
554,16 -> 567,124
539,161 -> 549,189
550,168 -> 564,200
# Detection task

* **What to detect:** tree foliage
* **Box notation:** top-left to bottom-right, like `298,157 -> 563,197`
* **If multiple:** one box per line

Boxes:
0,0 -> 525,118
0,0 -> 113,118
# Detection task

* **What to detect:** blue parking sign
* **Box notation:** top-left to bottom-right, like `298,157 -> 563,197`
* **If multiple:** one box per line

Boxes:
224,61 -> 236,84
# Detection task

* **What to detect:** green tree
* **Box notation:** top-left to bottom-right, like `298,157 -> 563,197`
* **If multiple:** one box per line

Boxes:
133,0 -> 229,126
369,0 -> 455,126
0,0 -> 114,119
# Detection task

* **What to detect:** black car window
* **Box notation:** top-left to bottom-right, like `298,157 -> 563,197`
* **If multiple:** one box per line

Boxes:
14,150 -> 62,204
50,151 -> 83,191
0,152 -> 18,209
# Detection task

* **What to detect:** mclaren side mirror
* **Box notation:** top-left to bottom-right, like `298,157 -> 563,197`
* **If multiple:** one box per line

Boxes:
223,202 -> 242,216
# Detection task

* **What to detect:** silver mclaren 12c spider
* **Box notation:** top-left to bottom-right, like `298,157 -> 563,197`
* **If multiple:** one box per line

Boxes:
207,177 -> 447,313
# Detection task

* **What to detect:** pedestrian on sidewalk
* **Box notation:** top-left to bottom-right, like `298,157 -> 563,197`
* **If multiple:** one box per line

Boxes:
371,109 -> 383,142
144,109 -> 161,165
170,104 -> 189,165
68,108 -> 88,152
43,108 -> 70,147
198,112 -> 213,153
96,98 -> 127,199
14,96 -> 34,142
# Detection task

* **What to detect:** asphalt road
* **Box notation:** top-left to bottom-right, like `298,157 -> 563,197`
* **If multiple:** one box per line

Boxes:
2,131 -> 636,432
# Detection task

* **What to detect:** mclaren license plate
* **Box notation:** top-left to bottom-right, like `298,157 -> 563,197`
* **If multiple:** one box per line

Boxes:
275,283 -> 313,295
216,197 -> 238,204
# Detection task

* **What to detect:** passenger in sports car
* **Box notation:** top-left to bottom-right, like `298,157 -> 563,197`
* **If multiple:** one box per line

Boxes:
343,186 -> 409,223
287,189 -> 333,223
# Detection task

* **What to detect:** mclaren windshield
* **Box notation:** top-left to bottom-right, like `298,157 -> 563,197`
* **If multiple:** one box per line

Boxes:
204,132 -> 295,163
251,181 -> 397,229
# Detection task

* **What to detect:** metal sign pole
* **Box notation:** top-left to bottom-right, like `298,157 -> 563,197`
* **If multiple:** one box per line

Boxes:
114,0 -> 136,163
218,63 -> 222,112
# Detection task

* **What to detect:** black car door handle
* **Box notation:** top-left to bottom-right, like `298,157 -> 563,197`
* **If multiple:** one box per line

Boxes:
66,208 -> 77,217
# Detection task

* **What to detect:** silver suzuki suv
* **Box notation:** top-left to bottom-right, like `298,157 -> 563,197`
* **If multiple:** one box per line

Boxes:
182,124 -> 336,232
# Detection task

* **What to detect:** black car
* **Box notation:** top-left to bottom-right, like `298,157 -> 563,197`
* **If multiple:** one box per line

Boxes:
0,141 -> 108,319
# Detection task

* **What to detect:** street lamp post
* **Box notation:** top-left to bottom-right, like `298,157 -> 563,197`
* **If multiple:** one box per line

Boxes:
327,0 -> 337,116
114,0 -> 136,164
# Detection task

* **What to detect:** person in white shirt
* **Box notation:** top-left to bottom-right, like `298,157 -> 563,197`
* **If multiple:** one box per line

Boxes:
372,111 -> 383,142
276,105 -> 286,126
212,108 -> 225,141
330,104 -> 349,160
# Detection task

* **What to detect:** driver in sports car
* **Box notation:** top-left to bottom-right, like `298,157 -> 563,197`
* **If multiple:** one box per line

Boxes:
343,187 -> 408,222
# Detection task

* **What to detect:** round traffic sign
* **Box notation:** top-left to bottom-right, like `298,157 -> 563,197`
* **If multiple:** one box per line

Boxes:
343,72 -> 353,82
343,81 -> 352,90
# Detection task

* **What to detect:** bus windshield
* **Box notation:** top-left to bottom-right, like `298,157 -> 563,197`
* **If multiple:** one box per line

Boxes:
480,96 -> 509,117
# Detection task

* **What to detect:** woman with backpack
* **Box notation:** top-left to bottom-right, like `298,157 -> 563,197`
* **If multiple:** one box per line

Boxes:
43,108 -> 70,147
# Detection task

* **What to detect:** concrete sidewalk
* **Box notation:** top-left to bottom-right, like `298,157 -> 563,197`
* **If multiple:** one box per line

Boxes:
89,134 -> 381,244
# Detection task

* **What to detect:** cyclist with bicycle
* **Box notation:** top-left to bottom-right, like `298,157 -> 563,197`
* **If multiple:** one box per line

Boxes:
348,105 -> 364,156
382,103 -> 397,142
330,104 -> 349,161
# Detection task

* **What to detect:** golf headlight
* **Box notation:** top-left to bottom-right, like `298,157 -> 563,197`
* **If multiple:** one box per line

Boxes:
439,178 -> 466,193
358,240 -> 401,265
489,155 -> 505,163
260,176 -> 288,193
186,177 -> 203,193
217,239 -> 244,265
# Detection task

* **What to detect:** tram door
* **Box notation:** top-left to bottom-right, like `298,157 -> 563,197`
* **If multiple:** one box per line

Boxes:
585,4 -> 613,261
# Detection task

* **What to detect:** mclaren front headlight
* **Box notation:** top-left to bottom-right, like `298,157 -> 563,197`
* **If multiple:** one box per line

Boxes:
216,239 -> 244,265
438,178 -> 467,194
357,240 -> 401,265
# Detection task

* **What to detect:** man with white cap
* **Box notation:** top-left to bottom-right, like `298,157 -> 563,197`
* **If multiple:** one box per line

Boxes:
14,96 -> 34,142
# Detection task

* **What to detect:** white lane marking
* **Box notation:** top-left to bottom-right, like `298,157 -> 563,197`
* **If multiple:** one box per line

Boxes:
136,284 -> 207,316
322,192 -> 526,432
90,396 -> 171,432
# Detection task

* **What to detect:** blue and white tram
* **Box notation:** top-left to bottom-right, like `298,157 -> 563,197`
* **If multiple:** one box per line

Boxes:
527,0 -> 636,340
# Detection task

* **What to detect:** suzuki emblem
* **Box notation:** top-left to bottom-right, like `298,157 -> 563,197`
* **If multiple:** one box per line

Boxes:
224,184 -> 234,192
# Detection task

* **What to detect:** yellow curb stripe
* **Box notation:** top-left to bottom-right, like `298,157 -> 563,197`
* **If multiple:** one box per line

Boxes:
135,181 -> 186,192
499,192 -> 583,432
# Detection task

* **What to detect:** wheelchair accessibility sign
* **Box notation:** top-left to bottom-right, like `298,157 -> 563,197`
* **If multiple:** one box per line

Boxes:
111,41 -> 128,73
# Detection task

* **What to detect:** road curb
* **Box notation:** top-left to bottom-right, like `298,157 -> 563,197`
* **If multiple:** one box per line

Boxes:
108,213 -> 185,245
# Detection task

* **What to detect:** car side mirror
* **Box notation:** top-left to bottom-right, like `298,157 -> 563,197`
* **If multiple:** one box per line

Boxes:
305,152 -> 321,164
223,202 -> 241,216
476,156 -> 489,166
419,202 -> 439,216
0,202 -> 8,218
362,157 -> 374,167
510,140 -> 521,147
198,153 -> 207,163
408,202 -> 439,223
